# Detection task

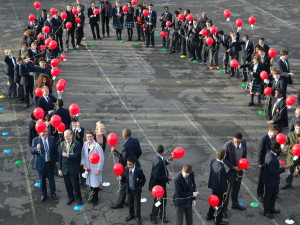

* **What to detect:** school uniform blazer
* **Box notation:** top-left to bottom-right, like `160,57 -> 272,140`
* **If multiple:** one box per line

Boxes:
160,12 -> 172,28
28,120 -> 38,147
121,166 -> 146,194
271,78 -> 286,98
37,95 -> 57,114
208,159 -> 227,194
149,154 -> 169,191
174,171 -> 196,208
54,107 -> 71,129
72,127 -> 85,147
260,54 -> 271,74
14,64 -> 21,83
125,7 -> 134,22
239,63 -> 263,81
223,140 -> 247,170
257,134 -> 273,165
4,55 -> 15,77
241,40 -> 254,61
267,97 -> 288,128
112,7 -> 124,25
20,62 -> 35,86
88,7 -> 100,24
261,43 -> 269,53
53,16 -> 63,35
277,59 -> 293,85
187,25 -> 201,42
220,34 -> 231,50
100,1 -> 112,17
58,140 -> 81,175
143,10 -> 157,28
44,20 -> 55,34
135,9 -> 143,22
263,151 -> 285,186
64,11 -> 76,30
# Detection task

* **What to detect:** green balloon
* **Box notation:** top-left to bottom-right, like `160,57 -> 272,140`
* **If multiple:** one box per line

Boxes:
250,202 -> 259,207
15,160 -> 22,165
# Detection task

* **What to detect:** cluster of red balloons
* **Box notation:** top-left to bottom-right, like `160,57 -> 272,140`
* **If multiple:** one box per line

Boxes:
50,115 -> 61,127
45,38 -> 52,46
152,185 -> 164,198
276,133 -> 286,144
57,123 -> 66,133
113,163 -> 124,175
89,153 -> 100,164
69,103 -> 80,115
37,33 -> 44,41
238,158 -> 249,170
172,147 -> 185,159
107,133 -> 118,146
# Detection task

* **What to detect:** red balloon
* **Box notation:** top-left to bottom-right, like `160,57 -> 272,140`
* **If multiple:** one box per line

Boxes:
51,115 -> 62,127
166,21 -> 171,27
276,133 -> 286,144
152,185 -> 164,198
35,87 -> 43,97
123,5 -> 128,13
143,9 -> 149,17
236,19 -> 243,27
268,48 -> 276,58
33,107 -> 45,120
260,71 -> 268,80
292,144 -> 300,156
58,79 -> 66,87
238,158 -> 249,170
29,14 -> 35,22
43,26 -> 50,33
93,8 -> 99,15
51,67 -> 59,76
51,58 -> 59,67
137,17 -> 142,23
248,16 -> 256,25
89,153 -> 100,164
160,31 -> 167,37
60,54 -> 67,61
56,82 -> 65,92
37,33 -> 44,41
45,38 -> 52,47
72,8 -> 78,15
57,122 -> 66,133
208,195 -> 219,207
201,29 -> 208,37
142,24 -> 145,30
206,37 -> 214,46
264,87 -> 272,95
187,14 -> 193,21
49,40 -> 58,50
230,59 -> 239,68
75,17 -> 81,24
34,1 -> 41,9
39,44 -> 46,52
113,163 -> 124,175
69,103 -> 80,115
61,12 -> 67,20
66,22 -> 72,29
172,147 -> 185,159
223,9 -> 231,18
50,8 -> 57,16
132,0 -> 137,5
210,26 -> 217,35
178,14 -> 185,21
107,133 -> 118,146
286,95 -> 296,106
35,121 -> 46,133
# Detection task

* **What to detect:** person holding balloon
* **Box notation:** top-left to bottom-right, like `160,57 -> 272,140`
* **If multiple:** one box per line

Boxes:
37,86 -> 59,115
270,67 -> 286,99
112,1 -> 124,40
240,34 -> 254,82
54,100 -> 71,130
81,131 -> 104,206
169,10 -> 182,54
217,30 -> 231,74
134,4 -> 145,42
143,4 -> 157,48
14,57 -> 25,103
64,4 -> 76,51
53,10 -> 64,52
36,73 -> 53,94
160,6 -> 172,48
258,37 -> 269,53
222,133 -> 247,218
228,29 -> 242,78
124,2 -> 135,41
100,0 -> 112,38
186,19 -> 201,62
75,5 -> 85,48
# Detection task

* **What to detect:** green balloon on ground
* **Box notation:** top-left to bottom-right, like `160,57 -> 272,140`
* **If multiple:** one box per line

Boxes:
15,160 -> 22,165
250,202 -> 259,207
156,34 -> 160,37
193,60 -> 197,63
258,110 -> 264,114
218,70 -> 223,73
161,48 -> 166,51
241,83 -> 247,87
73,50 -> 79,53
135,43 -> 139,45
120,40 -> 124,43
89,43 -> 95,46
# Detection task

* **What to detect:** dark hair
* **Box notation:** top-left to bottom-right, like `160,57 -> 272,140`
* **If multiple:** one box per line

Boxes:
234,132 -> 243,139
269,125 -> 279,132
275,88 -> 283,95
280,49 -> 288,56
127,156 -> 136,164
295,121 -> 300,128
71,117 -> 79,122
183,164 -> 192,173
217,30 -> 224,35
57,99 -> 63,108
271,142 -> 281,152
174,10 -> 179,15
178,8 -> 182,11
16,57 -> 22,62
31,112 -> 36,120
185,9 -> 190,14
206,19 -> 212,24
156,144 -> 164,154
243,34 -> 249,40
38,58 -> 46,63
137,4 -> 142,8
42,9 -> 47,13
21,42 -> 28,47
45,114 -> 52,122
122,128 -> 131,137
258,46 -> 265,52
164,6 -> 168,9
149,3 -> 153,6
259,37 -> 265,41
48,33 -> 54,39
86,130 -> 94,136
217,149 -> 226,160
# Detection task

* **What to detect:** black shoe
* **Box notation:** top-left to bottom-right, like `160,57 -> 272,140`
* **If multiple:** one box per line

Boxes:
93,199 -> 98,206
159,216 -> 168,223
136,217 -> 142,224
215,221 -> 229,225
41,196 -> 46,202
18,99 -> 25,103
51,194 -> 58,200
125,215 -> 135,222
258,195 -> 264,202
93,37 -> 96,40
248,102 -> 254,106
107,34 -> 110,38
26,103 -> 30,108
271,209 -> 280,214
102,35 -> 105,38
170,51 -> 175,53
127,38 -> 130,41
191,58 -> 196,61
146,45 -> 149,48
281,184 -> 291,190
223,210 -> 228,218
230,74 -> 234,77
242,78 -> 247,82
109,203 -> 123,209
77,199 -> 83,205
257,103 -> 263,107
150,216 -> 157,224
232,204 -> 246,210
261,211 -> 274,219
206,215 -> 215,220
67,199 -> 74,205
97,36 -> 102,40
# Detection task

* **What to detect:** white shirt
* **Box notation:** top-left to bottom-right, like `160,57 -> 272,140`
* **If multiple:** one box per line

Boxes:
272,97 -> 283,116
253,64 -> 258,73
216,159 -> 224,164
129,166 -> 135,174
245,40 -> 249,49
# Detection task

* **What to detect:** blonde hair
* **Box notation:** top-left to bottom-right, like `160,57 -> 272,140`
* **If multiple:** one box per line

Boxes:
4,49 -> 10,55
95,121 -> 105,134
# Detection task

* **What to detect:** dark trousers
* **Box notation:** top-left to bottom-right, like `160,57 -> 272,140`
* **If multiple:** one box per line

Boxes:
115,182 -> 127,206
146,26 -> 154,46
17,83 -> 24,100
23,84 -> 33,104
90,23 -> 100,39
207,191 -> 224,222
176,206 -> 193,225
150,190 -> 167,218
63,172 -> 82,201
162,28 -> 170,48
177,35 -> 182,53
257,166 -> 265,196
171,32 -> 179,52
136,23 -> 144,41
223,170 -> 243,211
128,189 -> 141,218
37,163 -> 56,196
242,59 -> 251,80
101,15 -> 110,36
223,51 -> 230,72
263,185 -> 279,213
76,27 -> 84,45
181,35 -> 187,55
91,187 -> 99,202
203,45 -> 210,63
190,42 -> 200,60
285,164 -> 295,186
65,29 -> 75,48
7,76 -> 17,97
230,53 -> 240,76
56,33 -> 63,51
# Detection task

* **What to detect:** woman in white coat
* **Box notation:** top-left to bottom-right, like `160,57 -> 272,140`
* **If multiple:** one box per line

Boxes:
81,131 -> 104,206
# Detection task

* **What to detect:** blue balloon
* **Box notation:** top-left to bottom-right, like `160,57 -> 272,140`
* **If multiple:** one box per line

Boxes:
0,108 -> 3,111
34,182 -> 40,187
74,205 -> 82,210
239,201 -> 244,206
3,149 -> 11,153
2,132 -> 9,136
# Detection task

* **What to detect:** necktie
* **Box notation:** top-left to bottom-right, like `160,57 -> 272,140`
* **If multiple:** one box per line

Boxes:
130,170 -> 132,174
271,137 -> 275,142
46,96 -> 49,103
66,142 -> 70,154
284,60 -> 289,70
44,139 -> 50,162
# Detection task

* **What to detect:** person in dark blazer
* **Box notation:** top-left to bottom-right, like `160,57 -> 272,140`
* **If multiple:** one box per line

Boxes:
222,132 -> 247,218
199,12 -> 211,29
88,1 -> 101,40
229,29 -> 242,77
217,30 -> 231,74
37,86 -> 57,115
256,125 -> 279,202
54,99 -> 71,129
14,57 -> 24,102
277,49 -> 294,85
44,13 -> 55,34
28,113 -> 38,147
31,129 -> 58,202
75,5 -> 85,47
258,46 -> 272,76
71,117 -> 85,147
39,9 -> 47,26
170,11 -> 182,53
124,2 -> 135,41
53,11 -> 64,52
135,4 -> 145,42
207,149 -> 228,225
160,6 -> 172,48
186,20 -> 201,62
143,4 -> 157,47
270,67 -> 286,98
149,145 -> 173,224
259,37 -> 269,53
240,34 -> 254,81
64,4 -> 76,51
262,142 -> 290,219
100,0 -> 112,37
112,1 -> 124,40
20,54 -> 35,108
118,157 -> 146,225
4,49 -> 17,98
267,88 -> 288,130
174,164 -> 198,225
289,107 -> 300,132
30,19 -> 42,39
58,130 -> 82,205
